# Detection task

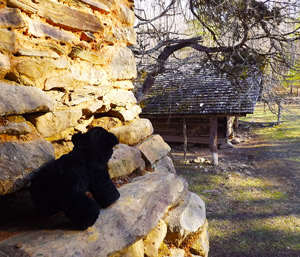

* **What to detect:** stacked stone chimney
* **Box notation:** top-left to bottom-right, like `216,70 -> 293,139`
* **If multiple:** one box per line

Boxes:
0,0 -> 209,256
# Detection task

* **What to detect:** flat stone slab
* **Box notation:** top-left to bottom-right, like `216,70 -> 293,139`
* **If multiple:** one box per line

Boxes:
0,8 -> 25,28
0,171 -> 188,257
0,81 -> 55,116
28,20 -> 75,43
138,134 -> 171,165
0,140 -> 54,195
38,0 -> 104,32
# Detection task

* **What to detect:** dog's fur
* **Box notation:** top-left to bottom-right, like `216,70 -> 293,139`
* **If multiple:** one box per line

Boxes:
30,127 -> 120,230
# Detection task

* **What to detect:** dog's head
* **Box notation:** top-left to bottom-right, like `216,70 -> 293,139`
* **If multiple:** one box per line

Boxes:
72,127 -> 118,163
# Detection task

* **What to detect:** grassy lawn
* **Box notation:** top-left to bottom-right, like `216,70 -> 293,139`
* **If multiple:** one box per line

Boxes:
174,102 -> 300,257
241,103 -> 300,141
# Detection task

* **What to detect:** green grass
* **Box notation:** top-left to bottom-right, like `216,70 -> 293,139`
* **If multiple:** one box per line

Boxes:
241,103 -> 300,141
175,102 -> 300,256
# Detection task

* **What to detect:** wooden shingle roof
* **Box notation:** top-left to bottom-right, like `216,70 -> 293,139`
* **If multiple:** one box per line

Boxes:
141,61 -> 262,116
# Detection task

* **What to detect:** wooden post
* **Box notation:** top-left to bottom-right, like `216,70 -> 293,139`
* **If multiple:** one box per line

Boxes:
183,118 -> 187,162
234,116 -> 239,128
209,116 -> 218,166
226,116 -> 230,143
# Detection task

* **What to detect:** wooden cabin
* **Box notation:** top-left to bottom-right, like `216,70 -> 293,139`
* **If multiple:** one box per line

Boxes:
140,61 -> 261,165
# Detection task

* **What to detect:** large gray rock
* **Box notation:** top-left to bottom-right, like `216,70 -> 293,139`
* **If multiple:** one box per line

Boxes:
138,135 -> 171,165
110,118 -> 153,146
108,144 -> 144,179
153,156 -> 176,174
0,140 -> 55,195
0,171 -> 188,257
164,192 -> 206,245
0,81 -> 55,116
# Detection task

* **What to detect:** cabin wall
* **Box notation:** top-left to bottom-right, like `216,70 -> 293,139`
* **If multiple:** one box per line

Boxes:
143,115 -> 229,145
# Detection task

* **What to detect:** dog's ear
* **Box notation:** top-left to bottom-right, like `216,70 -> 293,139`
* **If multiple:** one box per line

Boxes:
71,132 -> 83,147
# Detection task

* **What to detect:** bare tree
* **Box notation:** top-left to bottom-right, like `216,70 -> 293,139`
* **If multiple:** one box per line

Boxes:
132,0 -> 300,103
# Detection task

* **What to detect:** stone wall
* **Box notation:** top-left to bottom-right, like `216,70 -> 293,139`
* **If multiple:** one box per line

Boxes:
0,0 -> 209,256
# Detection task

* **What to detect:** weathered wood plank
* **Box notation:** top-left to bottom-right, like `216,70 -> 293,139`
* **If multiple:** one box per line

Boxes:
209,116 -> 218,166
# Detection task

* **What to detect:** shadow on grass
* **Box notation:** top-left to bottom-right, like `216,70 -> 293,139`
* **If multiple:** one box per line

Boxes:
210,227 -> 300,257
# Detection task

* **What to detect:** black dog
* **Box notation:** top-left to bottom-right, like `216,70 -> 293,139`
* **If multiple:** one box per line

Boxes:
30,127 -> 120,230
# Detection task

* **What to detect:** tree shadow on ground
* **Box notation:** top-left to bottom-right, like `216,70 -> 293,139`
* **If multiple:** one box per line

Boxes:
175,130 -> 300,257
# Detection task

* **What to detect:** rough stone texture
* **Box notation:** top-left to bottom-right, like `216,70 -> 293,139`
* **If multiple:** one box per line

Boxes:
6,0 -> 38,14
0,8 -> 25,28
164,192 -> 206,246
78,0 -> 111,12
82,101 -> 104,115
109,105 -> 142,122
0,81 -> 55,116
108,144 -> 144,179
28,20 -> 76,43
0,171 -> 188,257
0,29 -> 16,52
27,110 -> 82,138
110,118 -> 154,146
17,48 -> 60,58
0,52 -> 10,78
119,4 -> 135,25
169,248 -> 185,257
8,58 -> 62,88
103,89 -> 136,108
111,239 -> 144,257
189,220 -> 209,257
111,47 -> 137,80
44,72 -> 76,91
70,47 -> 106,65
113,81 -> 134,90
113,27 -> 136,45
38,0 -> 104,32
143,219 -> 167,257
153,156 -> 177,174
90,117 -> 123,130
138,135 -> 171,165
0,140 -> 54,195
70,62 -> 108,85
0,116 -> 32,135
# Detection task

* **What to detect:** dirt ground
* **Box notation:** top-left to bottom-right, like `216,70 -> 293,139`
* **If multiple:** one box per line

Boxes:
172,126 -> 300,257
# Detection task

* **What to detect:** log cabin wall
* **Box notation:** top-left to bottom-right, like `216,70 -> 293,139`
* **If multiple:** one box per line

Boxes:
142,115 -> 228,145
